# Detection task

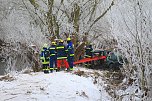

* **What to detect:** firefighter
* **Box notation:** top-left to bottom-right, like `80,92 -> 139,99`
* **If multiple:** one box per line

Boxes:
40,43 -> 50,73
84,44 -> 94,67
56,39 -> 69,71
66,37 -> 74,71
48,41 -> 57,73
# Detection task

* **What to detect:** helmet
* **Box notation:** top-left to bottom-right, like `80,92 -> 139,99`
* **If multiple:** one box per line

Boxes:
67,37 -> 71,41
59,39 -> 64,43
52,41 -> 56,45
43,43 -> 48,48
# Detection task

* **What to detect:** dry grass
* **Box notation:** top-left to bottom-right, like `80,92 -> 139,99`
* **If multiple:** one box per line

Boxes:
0,74 -> 15,81
73,69 -> 85,76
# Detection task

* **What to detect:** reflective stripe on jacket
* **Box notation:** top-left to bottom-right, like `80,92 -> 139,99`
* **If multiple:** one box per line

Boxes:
67,41 -> 74,57
40,48 -> 49,64
56,43 -> 67,59
48,45 -> 56,57
85,45 -> 93,57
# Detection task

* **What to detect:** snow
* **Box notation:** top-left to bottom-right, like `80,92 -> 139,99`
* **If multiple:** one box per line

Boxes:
0,68 -> 111,101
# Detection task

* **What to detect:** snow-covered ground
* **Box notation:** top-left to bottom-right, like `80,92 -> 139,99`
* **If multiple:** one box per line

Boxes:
0,67 -> 111,101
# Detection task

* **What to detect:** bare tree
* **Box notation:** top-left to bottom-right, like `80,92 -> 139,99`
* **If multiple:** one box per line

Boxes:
109,0 -> 152,100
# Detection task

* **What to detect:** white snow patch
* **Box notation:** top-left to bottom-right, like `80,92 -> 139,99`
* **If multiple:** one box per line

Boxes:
0,69 -> 111,101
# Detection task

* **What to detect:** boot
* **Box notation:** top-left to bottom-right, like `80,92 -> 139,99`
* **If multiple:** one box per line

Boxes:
54,67 -> 58,72
56,68 -> 60,72
50,68 -> 54,73
50,69 -> 53,73
44,70 -> 49,74
66,68 -> 70,72
70,67 -> 73,71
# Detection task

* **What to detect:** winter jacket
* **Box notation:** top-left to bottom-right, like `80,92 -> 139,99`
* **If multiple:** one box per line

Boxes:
67,41 -> 74,57
56,43 -> 67,59
48,45 -> 56,56
40,47 -> 49,64
85,45 -> 93,57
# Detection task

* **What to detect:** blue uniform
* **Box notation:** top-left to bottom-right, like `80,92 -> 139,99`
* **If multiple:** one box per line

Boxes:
56,43 -> 67,59
40,47 -> 50,73
67,41 -> 74,70
85,45 -> 93,67
48,45 -> 57,72
56,42 -> 69,69
85,45 -> 93,57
